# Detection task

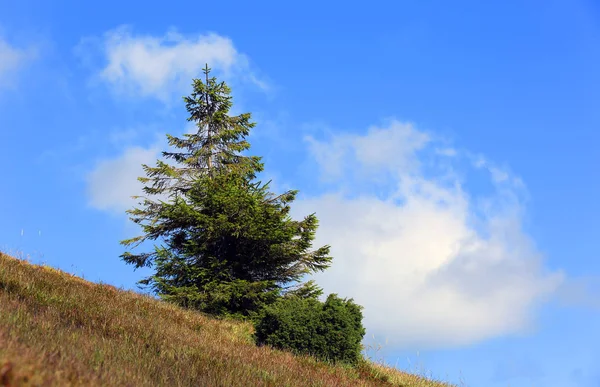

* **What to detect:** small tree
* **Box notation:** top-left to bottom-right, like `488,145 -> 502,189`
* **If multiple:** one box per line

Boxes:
121,66 -> 332,318
254,294 -> 366,365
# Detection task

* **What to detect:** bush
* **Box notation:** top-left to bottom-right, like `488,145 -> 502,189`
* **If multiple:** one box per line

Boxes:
253,293 -> 366,365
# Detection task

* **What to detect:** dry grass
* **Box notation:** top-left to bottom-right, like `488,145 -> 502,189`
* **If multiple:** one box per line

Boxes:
0,252 -> 454,387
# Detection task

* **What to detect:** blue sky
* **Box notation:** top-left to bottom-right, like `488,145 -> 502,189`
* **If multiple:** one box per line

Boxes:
1,0 -> 599,385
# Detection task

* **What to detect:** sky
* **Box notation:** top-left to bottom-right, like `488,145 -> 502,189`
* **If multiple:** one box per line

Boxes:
1,0 -> 599,385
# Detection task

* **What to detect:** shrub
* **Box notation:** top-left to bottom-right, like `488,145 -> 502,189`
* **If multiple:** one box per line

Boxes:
253,293 -> 366,365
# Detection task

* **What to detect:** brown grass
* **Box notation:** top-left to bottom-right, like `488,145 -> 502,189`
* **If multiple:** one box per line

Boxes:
0,252 -> 454,387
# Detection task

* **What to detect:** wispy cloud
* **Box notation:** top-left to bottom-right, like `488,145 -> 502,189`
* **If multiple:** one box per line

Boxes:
305,120 -> 430,184
86,125 -> 187,214
555,275 -> 600,309
86,145 -> 161,214
0,36 -> 37,89
77,25 -> 267,102
294,119 -> 563,349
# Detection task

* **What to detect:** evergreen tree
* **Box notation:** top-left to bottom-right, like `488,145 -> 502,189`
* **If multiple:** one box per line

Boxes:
120,65 -> 331,318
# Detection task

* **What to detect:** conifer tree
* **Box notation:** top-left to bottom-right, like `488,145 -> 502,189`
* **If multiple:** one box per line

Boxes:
121,65 -> 332,318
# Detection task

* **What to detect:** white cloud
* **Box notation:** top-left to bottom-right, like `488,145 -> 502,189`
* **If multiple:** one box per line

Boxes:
86,124 -> 190,213
0,37 -> 36,89
86,145 -> 160,213
305,120 -> 429,183
295,120 -> 563,349
470,153 -> 522,186
555,276 -> 600,309
81,26 -> 265,101
353,121 -> 430,171
436,147 -> 457,157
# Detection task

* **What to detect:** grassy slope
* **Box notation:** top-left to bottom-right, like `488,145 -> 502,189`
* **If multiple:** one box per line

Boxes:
0,253 -> 453,387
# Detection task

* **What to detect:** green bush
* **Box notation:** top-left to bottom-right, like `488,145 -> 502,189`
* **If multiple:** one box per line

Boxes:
253,293 -> 366,365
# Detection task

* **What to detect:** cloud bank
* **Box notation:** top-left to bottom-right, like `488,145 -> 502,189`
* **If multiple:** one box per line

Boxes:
294,120 -> 563,348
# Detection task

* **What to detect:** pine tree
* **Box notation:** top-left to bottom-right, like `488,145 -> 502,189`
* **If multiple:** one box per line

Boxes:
120,65 -> 332,318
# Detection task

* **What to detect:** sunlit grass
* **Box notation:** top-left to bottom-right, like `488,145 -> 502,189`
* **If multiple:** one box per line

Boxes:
0,252 -> 455,386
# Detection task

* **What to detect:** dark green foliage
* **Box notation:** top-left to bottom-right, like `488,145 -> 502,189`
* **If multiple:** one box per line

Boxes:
253,294 -> 366,365
121,65 -> 262,259
120,67 -> 332,318
140,171 -> 331,318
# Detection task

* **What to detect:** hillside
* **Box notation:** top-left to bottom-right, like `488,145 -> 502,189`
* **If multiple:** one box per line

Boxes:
0,252 -> 453,387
